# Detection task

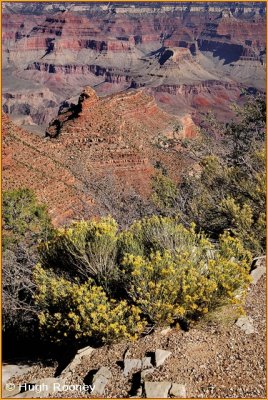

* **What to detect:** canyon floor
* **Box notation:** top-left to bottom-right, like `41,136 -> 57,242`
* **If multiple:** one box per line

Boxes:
4,260 -> 266,399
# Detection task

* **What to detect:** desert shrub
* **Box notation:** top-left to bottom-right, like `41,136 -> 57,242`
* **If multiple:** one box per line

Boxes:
34,264 -> 145,345
3,247 -> 38,332
3,188 -> 52,250
178,150 -> 265,254
151,173 -> 179,216
2,188 -> 52,333
118,215 -> 205,260
76,168 -> 154,229
36,215 -> 252,340
120,217 -> 251,325
39,217 -> 118,291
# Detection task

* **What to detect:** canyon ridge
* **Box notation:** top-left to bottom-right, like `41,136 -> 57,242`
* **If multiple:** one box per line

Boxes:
2,1 -> 266,222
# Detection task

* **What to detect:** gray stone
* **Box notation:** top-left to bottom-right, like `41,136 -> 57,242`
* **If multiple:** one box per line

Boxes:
60,346 -> 94,375
92,367 -> 112,395
170,383 -> 187,398
141,368 -> 155,381
144,381 -> 172,398
141,357 -> 153,370
250,260 -> 266,285
13,378 -> 66,398
123,359 -> 142,376
95,366 -> 112,380
236,316 -> 255,334
77,345 -> 92,354
2,365 -> 32,386
155,349 -> 172,367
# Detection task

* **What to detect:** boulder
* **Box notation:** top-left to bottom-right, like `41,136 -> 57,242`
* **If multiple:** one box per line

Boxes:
155,349 -> 172,367
60,346 -> 94,376
144,381 -> 172,398
77,345 -> 92,354
170,383 -> 187,398
123,359 -> 142,376
92,367 -> 112,396
236,316 -> 255,334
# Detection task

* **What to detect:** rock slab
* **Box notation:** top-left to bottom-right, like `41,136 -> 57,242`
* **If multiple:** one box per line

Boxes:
144,381 -> 172,398
2,365 -> 32,386
141,357 -> 153,370
60,346 -> 94,376
250,257 -> 266,285
155,349 -> 172,367
92,366 -> 112,395
170,383 -> 187,398
124,358 -> 142,376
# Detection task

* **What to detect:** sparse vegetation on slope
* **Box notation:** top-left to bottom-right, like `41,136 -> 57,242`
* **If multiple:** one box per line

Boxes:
153,94 -> 266,256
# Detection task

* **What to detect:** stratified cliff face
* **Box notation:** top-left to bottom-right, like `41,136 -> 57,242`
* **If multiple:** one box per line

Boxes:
2,87 -> 196,223
2,2 -> 266,130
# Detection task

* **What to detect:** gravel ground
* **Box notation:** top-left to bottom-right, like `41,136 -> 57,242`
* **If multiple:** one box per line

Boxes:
9,274 -> 266,398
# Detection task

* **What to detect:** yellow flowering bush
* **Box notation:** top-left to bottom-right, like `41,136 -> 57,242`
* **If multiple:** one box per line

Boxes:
121,218 -> 252,325
35,215 -> 252,342
34,264 -> 145,344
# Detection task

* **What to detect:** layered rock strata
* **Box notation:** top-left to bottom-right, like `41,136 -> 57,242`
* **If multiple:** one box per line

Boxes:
2,3 -> 265,130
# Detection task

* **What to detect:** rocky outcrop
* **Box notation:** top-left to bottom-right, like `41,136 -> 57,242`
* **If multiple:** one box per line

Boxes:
144,381 -> 171,398
3,87 -> 194,224
60,346 -> 95,377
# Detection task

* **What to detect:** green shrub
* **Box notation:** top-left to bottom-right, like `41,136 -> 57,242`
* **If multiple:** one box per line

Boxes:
118,215 -> 207,259
39,217 -> 118,291
151,173 -> 178,215
3,188 -> 52,250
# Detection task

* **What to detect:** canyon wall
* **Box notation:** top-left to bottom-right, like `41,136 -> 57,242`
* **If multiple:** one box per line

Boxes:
2,2 -> 266,131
